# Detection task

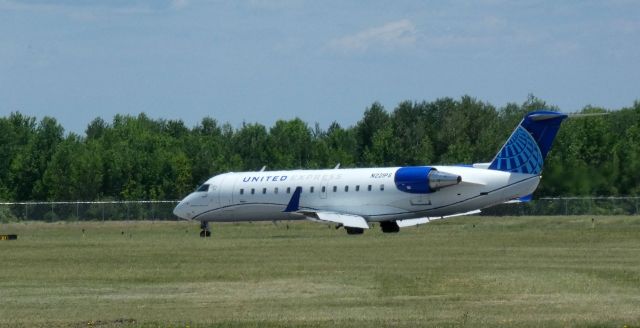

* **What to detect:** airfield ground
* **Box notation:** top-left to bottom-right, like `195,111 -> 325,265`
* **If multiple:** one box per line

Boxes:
0,216 -> 639,327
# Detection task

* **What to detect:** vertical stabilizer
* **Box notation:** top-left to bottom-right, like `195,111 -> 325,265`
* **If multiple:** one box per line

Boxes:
488,111 -> 567,175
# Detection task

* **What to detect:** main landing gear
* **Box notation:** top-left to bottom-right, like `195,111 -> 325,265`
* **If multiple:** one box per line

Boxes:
199,221 -> 211,238
335,224 -> 364,235
380,221 -> 400,233
337,221 -> 400,235
345,227 -> 364,235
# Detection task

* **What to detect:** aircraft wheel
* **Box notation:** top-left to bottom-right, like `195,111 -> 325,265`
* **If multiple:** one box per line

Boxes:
380,221 -> 400,233
199,221 -> 211,238
345,227 -> 364,235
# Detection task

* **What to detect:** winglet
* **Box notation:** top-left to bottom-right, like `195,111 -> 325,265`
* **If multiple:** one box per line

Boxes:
519,194 -> 533,202
284,187 -> 302,212
504,194 -> 533,204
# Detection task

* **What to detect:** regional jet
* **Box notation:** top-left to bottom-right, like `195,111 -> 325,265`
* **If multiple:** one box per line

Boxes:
174,111 -> 567,237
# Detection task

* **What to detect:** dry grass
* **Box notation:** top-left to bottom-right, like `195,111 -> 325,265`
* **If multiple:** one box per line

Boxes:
1,216 -> 639,327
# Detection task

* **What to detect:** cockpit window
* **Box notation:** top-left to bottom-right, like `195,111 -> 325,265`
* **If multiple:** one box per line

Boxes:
196,184 -> 210,192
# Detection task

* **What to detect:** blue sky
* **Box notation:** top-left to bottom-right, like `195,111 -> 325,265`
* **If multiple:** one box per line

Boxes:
1,0 -> 639,134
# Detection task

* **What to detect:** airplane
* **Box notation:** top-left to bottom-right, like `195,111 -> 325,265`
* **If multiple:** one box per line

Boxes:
173,111 -> 567,237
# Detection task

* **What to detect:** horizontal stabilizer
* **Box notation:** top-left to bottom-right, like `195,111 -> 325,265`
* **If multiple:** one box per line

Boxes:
472,162 -> 491,169
397,210 -> 481,228
301,211 -> 369,229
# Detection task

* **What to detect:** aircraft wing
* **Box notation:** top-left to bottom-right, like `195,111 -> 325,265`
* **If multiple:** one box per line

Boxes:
397,210 -> 481,228
282,187 -> 369,229
299,211 -> 370,229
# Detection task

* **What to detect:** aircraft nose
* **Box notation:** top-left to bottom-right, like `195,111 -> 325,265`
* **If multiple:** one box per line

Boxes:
173,200 -> 191,220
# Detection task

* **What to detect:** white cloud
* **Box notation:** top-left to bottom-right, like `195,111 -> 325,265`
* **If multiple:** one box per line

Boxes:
328,19 -> 417,53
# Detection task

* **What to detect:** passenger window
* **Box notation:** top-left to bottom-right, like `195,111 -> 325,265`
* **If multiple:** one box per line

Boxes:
344,186 -> 349,192
240,189 -> 244,195
321,186 -> 326,193
368,185 -> 372,191
380,184 -> 385,191
196,184 -> 209,192
310,186 -> 315,193
355,185 -> 360,192
333,186 -> 337,192
274,187 -> 279,194
287,187 -> 291,194
251,188 -> 255,195
262,188 -> 267,194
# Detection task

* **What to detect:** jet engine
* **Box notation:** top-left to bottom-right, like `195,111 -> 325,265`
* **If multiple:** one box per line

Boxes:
427,170 -> 462,190
394,166 -> 461,194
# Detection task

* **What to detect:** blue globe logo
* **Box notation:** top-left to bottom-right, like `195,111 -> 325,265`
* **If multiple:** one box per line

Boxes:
493,127 -> 543,174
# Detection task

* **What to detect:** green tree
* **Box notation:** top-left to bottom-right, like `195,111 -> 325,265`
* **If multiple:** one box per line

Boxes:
268,119 -> 312,169
387,101 -> 434,165
356,102 -> 389,165
0,113 -> 37,200
42,135 -> 103,200
1,96 -> 639,203
11,116 -> 64,200
233,123 -> 269,171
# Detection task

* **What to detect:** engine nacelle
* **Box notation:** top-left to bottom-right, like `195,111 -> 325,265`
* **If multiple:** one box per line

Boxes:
394,166 -> 461,194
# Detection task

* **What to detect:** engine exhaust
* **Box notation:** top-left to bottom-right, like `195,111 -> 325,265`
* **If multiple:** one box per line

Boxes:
427,170 -> 461,190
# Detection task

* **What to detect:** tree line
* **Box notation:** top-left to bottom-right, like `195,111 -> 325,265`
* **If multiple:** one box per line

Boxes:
0,95 -> 638,202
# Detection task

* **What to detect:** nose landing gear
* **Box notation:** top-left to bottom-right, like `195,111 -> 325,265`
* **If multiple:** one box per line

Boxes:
199,221 -> 211,238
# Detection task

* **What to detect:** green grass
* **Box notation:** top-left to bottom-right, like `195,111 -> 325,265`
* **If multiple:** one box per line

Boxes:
1,216 -> 639,327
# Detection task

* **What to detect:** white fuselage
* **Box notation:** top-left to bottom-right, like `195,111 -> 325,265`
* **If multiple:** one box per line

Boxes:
173,166 -> 540,223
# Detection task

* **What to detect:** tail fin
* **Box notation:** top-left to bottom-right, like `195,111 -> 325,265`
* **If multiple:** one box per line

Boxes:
488,111 -> 567,175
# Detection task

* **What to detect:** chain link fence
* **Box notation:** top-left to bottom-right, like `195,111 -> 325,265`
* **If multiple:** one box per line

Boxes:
482,197 -> 640,216
0,197 -> 638,223
0,201 -> 179,223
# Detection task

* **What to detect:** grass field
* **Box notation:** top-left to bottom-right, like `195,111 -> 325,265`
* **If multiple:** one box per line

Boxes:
1,216 -> 639,327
